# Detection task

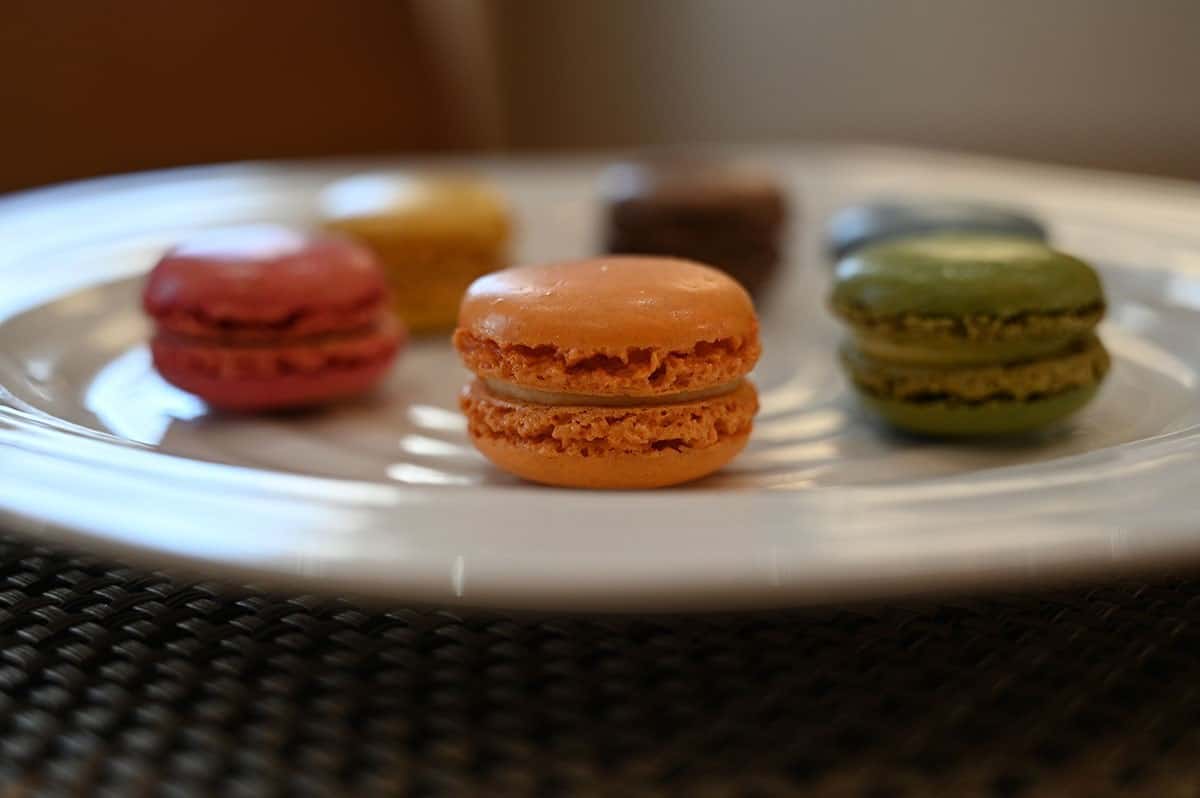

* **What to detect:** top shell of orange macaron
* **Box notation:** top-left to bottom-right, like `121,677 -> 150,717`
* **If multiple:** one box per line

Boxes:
453,256 -> 760,397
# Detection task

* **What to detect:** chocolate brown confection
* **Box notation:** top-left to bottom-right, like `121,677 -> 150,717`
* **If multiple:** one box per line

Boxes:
601,161 -> 788,297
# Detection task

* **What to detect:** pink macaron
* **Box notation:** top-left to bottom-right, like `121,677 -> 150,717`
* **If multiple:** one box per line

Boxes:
143,224 -> 406,411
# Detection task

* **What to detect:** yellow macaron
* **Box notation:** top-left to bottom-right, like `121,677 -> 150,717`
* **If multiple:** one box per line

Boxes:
320,174 -> 511,332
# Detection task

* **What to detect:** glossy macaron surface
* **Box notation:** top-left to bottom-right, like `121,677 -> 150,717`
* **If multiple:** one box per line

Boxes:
146,226 -> 384,308
458,256 -> 758,354
602,161 -> 785,215
827,200 -> 1048,260
832,235 -> 1103,318
320,174 -> 510,244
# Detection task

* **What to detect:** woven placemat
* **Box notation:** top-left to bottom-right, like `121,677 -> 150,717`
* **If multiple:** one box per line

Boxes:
1,534 -> 1199,797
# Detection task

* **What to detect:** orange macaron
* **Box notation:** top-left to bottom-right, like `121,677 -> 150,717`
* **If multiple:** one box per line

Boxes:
453,256 -> 761,488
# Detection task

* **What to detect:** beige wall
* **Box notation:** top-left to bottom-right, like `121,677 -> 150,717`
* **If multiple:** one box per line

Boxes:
499,0 -> 1200,178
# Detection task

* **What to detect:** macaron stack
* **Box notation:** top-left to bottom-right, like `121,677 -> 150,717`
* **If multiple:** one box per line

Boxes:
321,174 -> 511,333
602,161 -> 787,297
830,235 -> 1109,436
143,225 -> 405,411
453,257 -> 761,488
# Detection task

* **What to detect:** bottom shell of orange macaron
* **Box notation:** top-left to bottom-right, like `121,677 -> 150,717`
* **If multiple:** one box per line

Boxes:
460,379 -> 757,489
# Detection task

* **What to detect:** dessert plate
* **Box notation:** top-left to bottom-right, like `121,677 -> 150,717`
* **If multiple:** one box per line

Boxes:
4,146 -> 1200,611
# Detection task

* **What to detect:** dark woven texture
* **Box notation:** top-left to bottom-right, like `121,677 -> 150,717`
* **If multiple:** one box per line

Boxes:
1,535 -> 1200,797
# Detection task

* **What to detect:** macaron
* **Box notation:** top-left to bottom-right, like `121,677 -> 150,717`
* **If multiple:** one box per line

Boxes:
831,235 -> 1109,436
320,173 -> 511,333
601,161 -> 788,297
827,199 -> 1048,261
454,257 -> 761,488
143,225 -> 405,412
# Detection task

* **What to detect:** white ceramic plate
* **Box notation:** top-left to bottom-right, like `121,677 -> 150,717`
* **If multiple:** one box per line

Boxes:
4,146 -> 1200,611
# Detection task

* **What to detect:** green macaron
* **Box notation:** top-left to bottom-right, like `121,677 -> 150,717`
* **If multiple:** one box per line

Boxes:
830,234 -> 1110,437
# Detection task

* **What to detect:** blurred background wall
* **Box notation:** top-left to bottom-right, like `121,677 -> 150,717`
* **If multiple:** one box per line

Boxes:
0,0 -> 501,191
3,0 -> 1199,191
498,0 -> 1200,178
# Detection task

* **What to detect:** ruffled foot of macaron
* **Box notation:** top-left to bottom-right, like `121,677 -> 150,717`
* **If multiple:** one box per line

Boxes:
454,256 -> 761,488
143,225 -> 406,412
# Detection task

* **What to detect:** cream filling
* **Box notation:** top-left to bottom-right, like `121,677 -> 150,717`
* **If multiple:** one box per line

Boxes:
854,332 -> 1079,367
483,378 -> 743,407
